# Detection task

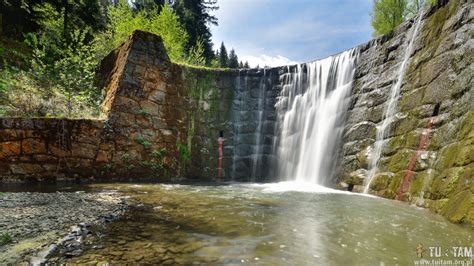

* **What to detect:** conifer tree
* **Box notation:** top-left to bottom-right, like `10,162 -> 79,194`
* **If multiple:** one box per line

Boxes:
218,42 -> 228,68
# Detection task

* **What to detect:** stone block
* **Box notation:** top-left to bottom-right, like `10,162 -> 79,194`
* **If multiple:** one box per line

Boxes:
10,163 -> 44,174
0,141 -> 21,158
21,138 -> 46,155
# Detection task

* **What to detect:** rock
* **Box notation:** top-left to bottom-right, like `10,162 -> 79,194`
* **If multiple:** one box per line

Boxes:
356,146 -> 373,169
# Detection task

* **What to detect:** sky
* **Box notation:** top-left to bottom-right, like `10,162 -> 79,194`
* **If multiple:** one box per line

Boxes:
210,0 -> 374,67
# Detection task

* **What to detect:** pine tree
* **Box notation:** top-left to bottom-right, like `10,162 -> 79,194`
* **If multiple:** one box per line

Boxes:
228,48 -> 239,68
218,42 -> 228,68
244,61 -> 249,68
132,0 -> 165,13
173,0 -> 218,63
239,61 -> 243,68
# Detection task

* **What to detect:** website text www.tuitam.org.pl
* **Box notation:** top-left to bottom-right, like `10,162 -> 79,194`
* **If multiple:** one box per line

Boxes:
414,245 -> 473,266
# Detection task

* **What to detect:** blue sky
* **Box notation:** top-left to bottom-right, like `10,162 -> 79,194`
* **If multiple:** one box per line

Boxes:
210,0 -> 373,67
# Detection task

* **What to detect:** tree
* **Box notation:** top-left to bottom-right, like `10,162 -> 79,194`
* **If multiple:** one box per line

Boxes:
104,0 -> 188,61
187,36 -> 206,66
406,0 -> 436,18
244,61 -> 249,68
132,0 -> 165,13
371,0 -> 407,36
218,42 -> 228,68
0,0 -> 106,40
228,48 -> 239,68
371,0 -> 436,36
173,0 -> 218,63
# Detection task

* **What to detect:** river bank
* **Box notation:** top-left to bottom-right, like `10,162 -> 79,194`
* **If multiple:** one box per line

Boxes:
0,190 -> 128,264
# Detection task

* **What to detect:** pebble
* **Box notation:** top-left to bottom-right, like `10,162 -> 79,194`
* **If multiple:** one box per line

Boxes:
0,191 -> 128,265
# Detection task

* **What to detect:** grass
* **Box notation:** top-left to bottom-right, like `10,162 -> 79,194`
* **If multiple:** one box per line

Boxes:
0,233 -> 12,246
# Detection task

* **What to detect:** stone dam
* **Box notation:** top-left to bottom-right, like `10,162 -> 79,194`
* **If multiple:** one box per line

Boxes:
0,0 -> 472,225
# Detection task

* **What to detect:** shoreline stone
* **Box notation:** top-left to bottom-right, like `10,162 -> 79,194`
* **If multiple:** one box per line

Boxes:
0,191 -> 128,264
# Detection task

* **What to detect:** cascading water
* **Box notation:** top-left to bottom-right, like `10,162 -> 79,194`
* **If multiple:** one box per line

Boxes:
363,13 -> 424,193
231,73 -> 243,179
251,70 -> 267,181
274,49 -> 359,185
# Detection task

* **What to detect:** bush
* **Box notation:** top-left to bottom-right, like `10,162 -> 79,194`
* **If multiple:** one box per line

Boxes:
1,2 -> 105,118
102,0 -> 188,62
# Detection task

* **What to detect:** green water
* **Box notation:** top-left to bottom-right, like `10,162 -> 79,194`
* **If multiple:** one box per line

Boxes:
63,182 -> 472,265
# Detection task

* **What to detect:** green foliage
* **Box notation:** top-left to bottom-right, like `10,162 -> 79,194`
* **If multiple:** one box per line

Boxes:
371,0 -> 437,36
104,0 -> 188,62
0,0 -> 237,118
121,153 -> 135,170
218,42 -> 228,68
18,3 -> 103,117
186,37 -> 206,66
139,108 -> 151,116
177,140 -> 191,163
228,49 -> 239,69
135,135 -> 152,149
406,0 -> 437,18
371,0 -> 407,36
1,0 -> 105,39
102,162 -> 115,175
0,232 -> 12,246
121,153 -> 131,163
172,0 -> 218,63
151,148 -> 167,158
0,64 -> 100,117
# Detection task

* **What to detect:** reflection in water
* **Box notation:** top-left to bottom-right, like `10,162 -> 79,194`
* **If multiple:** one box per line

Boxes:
60,183 -> 472,265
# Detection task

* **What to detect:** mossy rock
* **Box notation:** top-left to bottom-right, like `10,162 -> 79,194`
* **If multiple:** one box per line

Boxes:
434,142 -> 461,172
440,190 -> 472,224
429,167 -> 463,199
387,149 -> 416,173
391,115 -> 418,137
430,198 -> 450,213
427,119 -> 460,151
384,135 -> 406,156
387,171 -> 406,198
458,111 -> 474,140
399,88 -> 424,111
408,171 -> 431,197
405,130 -> 422,150
454,139 -> 474,167
370,172 -> 393,191
420,0 -> 459,58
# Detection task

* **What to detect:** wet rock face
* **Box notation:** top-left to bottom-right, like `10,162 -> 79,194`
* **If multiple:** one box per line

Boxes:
338,0 -> 473,224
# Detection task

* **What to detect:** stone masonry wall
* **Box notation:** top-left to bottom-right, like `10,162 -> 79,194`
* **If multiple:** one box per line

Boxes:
338,0 -> 473,224
0,0 -> 471,226
0,31 -> 279,182
0,32 -> 207,182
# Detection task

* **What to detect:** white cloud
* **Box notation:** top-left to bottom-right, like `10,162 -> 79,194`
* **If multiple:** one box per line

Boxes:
241,54 -> 298,68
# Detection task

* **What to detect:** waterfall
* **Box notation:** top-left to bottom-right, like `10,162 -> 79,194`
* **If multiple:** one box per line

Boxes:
274,49 -> 359,185
231,73 -> 242,179
251,70 -> 267,181
363,13 -> 424,193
